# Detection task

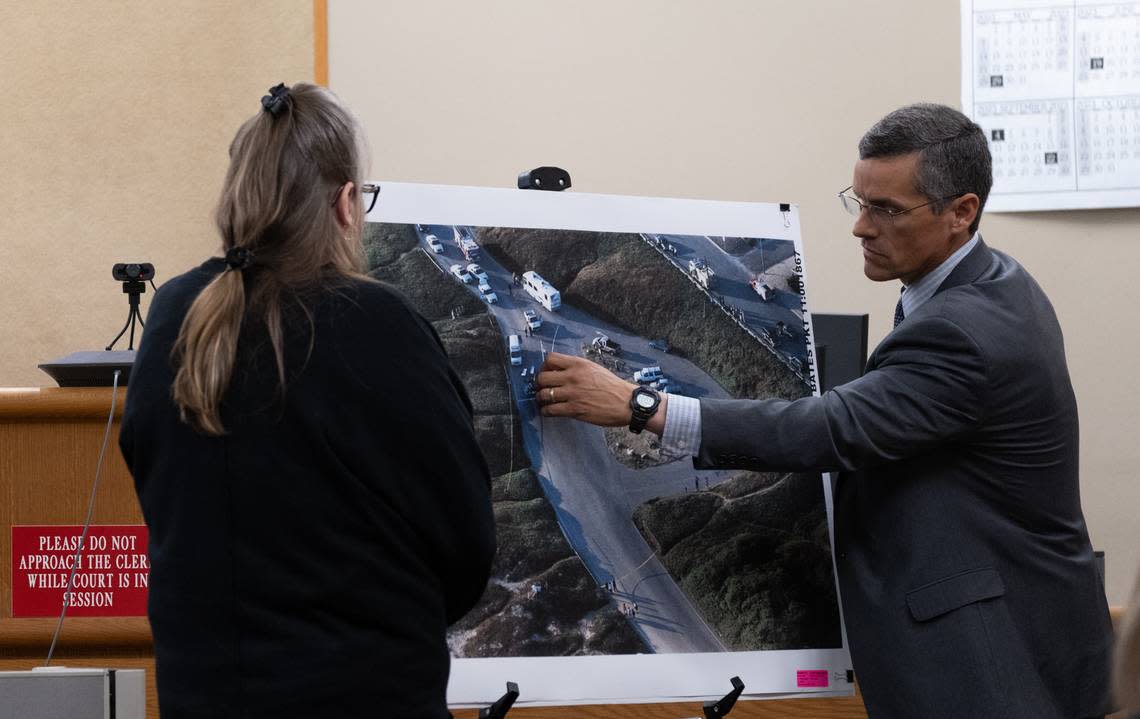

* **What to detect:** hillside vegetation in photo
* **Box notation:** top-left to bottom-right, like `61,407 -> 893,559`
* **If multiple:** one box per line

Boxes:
634,472 -> 842,650
476,227 -> 807,399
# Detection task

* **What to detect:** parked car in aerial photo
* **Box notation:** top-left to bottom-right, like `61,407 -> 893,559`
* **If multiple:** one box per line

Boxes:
467,263 -> 489,283
523,309 -> 542,330
449,263 -> 473,283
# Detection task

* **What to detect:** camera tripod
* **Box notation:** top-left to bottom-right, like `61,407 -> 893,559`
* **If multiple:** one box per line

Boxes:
105,280 -> 147,351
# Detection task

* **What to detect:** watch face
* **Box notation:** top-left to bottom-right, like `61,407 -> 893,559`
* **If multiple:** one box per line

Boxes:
635,392 -> 656,409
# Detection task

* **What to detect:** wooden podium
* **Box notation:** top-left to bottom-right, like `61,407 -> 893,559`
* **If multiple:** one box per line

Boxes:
0,387 -> 874,717
0,387 -> 156,714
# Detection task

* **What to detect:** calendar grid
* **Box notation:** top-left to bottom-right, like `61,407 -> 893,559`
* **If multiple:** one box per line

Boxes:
962,0 -> 1140,210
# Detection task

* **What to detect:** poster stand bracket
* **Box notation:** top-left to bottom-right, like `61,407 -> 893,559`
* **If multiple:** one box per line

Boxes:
702,676 -> 744,719
478,681 -> 519,719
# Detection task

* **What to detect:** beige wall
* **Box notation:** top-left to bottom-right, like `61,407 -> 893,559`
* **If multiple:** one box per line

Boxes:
0,1 -> 312,382
328,1 -> 1139,604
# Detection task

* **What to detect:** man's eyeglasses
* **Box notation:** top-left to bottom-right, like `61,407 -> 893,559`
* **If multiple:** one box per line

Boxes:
838,186 -> 962,225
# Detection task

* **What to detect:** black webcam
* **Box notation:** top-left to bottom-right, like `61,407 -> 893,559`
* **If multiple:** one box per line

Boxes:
112,263 -> 155,282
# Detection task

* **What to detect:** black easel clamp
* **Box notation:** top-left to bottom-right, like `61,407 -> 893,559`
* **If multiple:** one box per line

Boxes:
518,167 -> 571,191
702,676 -> 744,719
478,681 -> 519,719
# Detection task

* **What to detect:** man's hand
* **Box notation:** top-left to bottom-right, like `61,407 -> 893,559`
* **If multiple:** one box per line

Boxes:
535,352 -> 667,435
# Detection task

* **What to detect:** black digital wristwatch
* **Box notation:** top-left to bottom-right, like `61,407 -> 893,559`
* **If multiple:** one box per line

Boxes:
628,386 -> 661,434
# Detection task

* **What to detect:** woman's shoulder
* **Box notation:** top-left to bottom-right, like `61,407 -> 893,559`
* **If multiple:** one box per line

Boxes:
153,258 -> 226,308
315,276 -> 447,368
303,276 -> 438,352
143,258 -> 225,328
345,275 -> 413,305
328,276 -> 425,325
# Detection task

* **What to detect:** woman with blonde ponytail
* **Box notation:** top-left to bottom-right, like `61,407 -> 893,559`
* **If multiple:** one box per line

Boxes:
119,84 -> 494,719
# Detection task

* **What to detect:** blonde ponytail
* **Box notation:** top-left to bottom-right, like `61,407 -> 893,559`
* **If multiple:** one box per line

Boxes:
171,270 -> 246,434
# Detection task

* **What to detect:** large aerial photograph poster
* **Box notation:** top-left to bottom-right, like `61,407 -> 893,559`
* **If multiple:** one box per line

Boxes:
367,183 -> 852,707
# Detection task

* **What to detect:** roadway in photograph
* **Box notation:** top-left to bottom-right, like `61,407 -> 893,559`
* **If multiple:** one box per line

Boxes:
414,224 -> 801,654
648,233 -> 808,367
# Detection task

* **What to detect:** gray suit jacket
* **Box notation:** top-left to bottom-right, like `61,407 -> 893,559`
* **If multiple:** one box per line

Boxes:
696,240 -> 1112,718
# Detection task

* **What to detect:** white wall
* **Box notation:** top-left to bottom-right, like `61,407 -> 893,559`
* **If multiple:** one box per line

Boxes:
329,0 -> 1140,604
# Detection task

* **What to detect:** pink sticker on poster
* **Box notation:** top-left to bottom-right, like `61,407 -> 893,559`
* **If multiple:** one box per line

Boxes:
796,669 -> 829,688
11,525 -> 149,617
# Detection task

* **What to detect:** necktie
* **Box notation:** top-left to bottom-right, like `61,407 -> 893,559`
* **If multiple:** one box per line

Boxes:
893,288 -> 905,329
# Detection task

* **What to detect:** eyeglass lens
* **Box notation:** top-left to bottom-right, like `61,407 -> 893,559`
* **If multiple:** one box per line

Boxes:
838,191 -> 899,224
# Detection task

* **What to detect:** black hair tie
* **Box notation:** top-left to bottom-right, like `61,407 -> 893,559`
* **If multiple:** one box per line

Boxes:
224,247 -> 255,271
261,83 -> 291,116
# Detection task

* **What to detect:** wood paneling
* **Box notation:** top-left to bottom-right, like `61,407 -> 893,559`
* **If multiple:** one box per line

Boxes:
0,388 -> 154,714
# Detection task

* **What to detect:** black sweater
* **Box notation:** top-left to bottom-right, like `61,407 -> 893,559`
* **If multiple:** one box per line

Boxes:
120,258 -> 495,718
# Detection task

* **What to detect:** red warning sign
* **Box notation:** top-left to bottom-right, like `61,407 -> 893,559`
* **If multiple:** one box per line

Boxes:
11,525 -> 149,617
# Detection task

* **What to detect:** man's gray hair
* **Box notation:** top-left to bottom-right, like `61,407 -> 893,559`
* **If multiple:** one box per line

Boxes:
859,103 -> 992,233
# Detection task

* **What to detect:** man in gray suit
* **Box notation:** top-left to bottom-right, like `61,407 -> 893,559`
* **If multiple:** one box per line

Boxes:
536,103 -> 1113,718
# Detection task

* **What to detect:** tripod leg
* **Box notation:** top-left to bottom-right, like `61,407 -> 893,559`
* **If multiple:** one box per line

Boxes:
127,306 -> 147,350
106,314 -> 134,351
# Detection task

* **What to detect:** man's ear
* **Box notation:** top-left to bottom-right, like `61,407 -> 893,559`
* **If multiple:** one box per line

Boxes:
334,181 -> 356,230
951,193 -> 980,233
